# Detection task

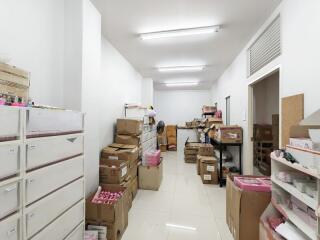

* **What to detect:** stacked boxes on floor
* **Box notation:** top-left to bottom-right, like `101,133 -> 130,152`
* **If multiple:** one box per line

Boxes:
184,142 -> 203,163
196,145 -> 219,185
166,125 -> 177,151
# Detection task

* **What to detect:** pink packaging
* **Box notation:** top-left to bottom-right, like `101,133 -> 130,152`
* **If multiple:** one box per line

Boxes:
234,176 -> 271,192
143,150 -> 161,166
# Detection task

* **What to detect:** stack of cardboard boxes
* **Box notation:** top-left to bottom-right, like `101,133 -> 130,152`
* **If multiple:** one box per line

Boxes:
166,125 -> 177,151
196,145 -> 218,184
184,142 -> 203,163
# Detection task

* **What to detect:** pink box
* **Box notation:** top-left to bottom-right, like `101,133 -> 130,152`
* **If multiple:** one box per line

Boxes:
234,176 -> 271,192
143,150 -> 161,166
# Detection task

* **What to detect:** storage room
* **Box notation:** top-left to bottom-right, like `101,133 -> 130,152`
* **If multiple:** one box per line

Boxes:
0,1 -> 320,240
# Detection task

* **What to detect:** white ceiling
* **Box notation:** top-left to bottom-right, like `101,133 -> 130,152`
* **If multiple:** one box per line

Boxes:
92,0 -> 281,90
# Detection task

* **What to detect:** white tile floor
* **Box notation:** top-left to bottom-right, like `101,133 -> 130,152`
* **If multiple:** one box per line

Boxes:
122,151 -> 234,240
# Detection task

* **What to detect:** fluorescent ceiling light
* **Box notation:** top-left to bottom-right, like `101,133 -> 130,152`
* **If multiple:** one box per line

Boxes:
165,82 -> 199,87
140,25 -> 220,40
166,223 -> 197,231
158,66 -> 205,72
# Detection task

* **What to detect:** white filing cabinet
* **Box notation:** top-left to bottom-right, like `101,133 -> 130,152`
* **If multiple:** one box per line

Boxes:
0,106 -> 85,240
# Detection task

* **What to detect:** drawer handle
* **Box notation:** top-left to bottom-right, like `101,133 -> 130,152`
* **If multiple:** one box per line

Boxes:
67,137 -> 77,143
9,148 -> 16,154
7,226 -> 17,236
5,185 -> 17,193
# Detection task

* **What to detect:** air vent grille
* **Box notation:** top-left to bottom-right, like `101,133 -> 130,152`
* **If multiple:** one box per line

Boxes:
248,15 -> 281,76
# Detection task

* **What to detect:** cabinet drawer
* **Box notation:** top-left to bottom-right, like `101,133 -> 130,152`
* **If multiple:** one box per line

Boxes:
0,214 -> 19,240
0,107 -> 20,141
26,135 -> 83,170
30,201 -> 84,240
26,156 -> 84,204
0,144 -> 19,179
26,178 -> 84,238
26,109 -> 83,137
65,223 -> 84,240
0,182 -> 19,219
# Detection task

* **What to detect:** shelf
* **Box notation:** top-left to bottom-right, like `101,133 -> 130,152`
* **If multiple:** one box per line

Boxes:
271,176 -> 317,210
271,200 -> 317,240
271,154 -> 319,179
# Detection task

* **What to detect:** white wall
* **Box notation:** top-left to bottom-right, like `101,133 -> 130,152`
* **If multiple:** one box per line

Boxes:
99,38 -> 143,149
253,72 -> 279,124
0,0 -> 65,106
154,90 -> 212,125
211,0 -> 320,174
141,78 -> 154,107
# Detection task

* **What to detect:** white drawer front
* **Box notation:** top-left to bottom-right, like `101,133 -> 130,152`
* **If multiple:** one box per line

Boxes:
0,144 -> 19,179
26,178 -> 84,238
0,215 -> 19,240
26,156 -> 84,204
0,107 -> 19,140
26,109 -> 83,136
26,135 -> 83,170
0,183 -> 19,219
65,223 -> 84,240
31,201 -> 84,240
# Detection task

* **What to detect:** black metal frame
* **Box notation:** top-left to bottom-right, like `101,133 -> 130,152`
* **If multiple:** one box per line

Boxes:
210,138 -> 242,187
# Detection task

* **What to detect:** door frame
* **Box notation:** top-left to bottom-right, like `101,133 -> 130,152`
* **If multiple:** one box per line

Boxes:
247,64 -> 282,174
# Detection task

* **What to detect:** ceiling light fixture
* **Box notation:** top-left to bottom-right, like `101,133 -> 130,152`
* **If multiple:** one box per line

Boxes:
166,223 -> 197,231
140,25 -> 220,40
165,82 -> 199,87
158,66 -> 205,72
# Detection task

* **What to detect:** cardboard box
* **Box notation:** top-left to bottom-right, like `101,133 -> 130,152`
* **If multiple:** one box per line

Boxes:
196,155 -> 202,175
101,143 -> 138,162
160,144 -> 167,152
226,175 -> 271,240
99,160 -> 128,184
198,144 -> 214,156
206,117 -> 223,128
253,124 -> 273,141
130,177 -> 138,200
166,125 -> 177,137
115,134 -> 141,146
184,149 -> 198,155
138,161 -> 163,191
185,155 -> 197,163
116,119 -> 143,136
128,158 -> 138,179
215,125 -> 243,143
258,162 -> 271,176
86,185 -> 129,240
167,136 -> 177,145
200,157 -> 218,184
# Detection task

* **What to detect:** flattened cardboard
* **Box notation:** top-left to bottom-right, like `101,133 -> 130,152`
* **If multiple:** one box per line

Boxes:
101,144 -> 138,162
115,134 -> 141,146
226,175 -> 271,240
99,160 -> 128,184
138,161 -> 163,191
116,118 -> 143,136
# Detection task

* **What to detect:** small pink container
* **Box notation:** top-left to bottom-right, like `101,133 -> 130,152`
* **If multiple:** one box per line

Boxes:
234,176 -> 271,192
143,150 -> 161,166
0,100 -> 5,105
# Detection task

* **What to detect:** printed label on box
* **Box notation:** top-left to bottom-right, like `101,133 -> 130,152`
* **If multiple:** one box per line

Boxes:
122,166 -> 128,177
204,174 -> 212,181
88,225 -> 107,240
108,156 -> 118,160
207,165 -> 215,172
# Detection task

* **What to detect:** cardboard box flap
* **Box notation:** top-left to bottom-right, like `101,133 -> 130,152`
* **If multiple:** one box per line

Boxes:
300,109 -> 320,126
104,144 -> 137,151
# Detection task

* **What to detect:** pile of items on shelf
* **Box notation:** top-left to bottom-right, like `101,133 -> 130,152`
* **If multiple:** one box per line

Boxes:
253,114 -> 279,176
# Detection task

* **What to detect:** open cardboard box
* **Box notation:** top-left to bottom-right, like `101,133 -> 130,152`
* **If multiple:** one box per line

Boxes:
226,175 -> 271,240
116,118 -> 143,136
101,143 -> 139,162
86,185 -> 129,240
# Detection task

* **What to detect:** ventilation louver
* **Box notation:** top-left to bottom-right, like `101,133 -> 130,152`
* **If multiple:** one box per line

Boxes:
248,15 -> 281,76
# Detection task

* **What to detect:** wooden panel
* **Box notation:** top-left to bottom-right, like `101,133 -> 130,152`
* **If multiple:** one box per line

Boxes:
281,94 -> 304,148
